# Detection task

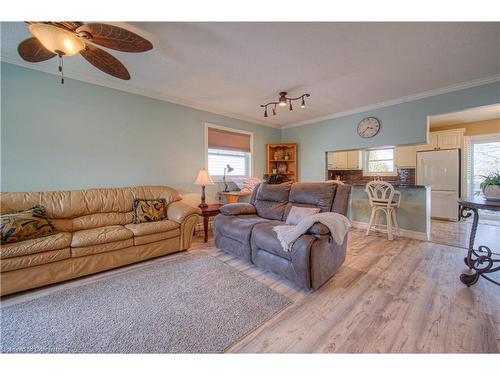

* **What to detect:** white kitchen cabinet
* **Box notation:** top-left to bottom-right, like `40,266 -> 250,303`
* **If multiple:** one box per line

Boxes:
328,150 -> 362,169
416,129 -> 464,151
395,145 -> 417,168
417,133 -> 438,151
438,131 -> 463,149
332,151 -> 348,169
347,150 -> 362,169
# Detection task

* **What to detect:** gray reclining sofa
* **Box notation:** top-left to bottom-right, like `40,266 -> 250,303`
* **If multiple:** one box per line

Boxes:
213,181 -> 351,289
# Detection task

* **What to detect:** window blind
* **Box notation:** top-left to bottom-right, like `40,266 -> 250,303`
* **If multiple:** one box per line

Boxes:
207,127 -> 251,152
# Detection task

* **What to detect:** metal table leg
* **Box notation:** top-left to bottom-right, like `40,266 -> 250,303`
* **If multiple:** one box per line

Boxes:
459,206 -> 500,286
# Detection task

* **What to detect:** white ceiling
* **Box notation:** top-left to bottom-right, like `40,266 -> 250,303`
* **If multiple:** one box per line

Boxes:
1,22 -> 499,128
429,104 -> 500,127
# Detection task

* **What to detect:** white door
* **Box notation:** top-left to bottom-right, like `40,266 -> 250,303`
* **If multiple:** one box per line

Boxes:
431,190 -> 459,220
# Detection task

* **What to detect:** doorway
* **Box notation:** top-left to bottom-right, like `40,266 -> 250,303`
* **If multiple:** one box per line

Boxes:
427,104 -> 500,250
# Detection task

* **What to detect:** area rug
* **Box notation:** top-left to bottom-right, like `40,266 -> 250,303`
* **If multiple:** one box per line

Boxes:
1,252 -> 291,353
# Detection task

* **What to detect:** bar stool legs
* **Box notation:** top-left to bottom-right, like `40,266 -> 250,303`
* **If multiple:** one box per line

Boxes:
366,206 -> 398,240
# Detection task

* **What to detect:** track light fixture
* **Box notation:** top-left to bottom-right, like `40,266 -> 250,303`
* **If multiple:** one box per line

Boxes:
260,92 -> 310,118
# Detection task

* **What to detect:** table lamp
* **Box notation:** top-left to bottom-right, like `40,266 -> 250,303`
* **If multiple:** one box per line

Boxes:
194,169 -> 214,208
223,164 -> 234,192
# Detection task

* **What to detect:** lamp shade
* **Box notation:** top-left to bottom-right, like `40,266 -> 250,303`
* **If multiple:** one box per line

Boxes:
194,169 -> 214,186
29,23 -> 85,56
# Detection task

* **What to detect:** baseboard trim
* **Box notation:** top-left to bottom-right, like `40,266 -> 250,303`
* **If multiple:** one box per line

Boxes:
351,221 -> 429,241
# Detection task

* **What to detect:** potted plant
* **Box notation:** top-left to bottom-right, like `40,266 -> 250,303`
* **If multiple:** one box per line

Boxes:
479,170 -> 500,201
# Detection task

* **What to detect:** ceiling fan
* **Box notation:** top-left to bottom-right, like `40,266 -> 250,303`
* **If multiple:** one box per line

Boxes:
17,22 -> 153,83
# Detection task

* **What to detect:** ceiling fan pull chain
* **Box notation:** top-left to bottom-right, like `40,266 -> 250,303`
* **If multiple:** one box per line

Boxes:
58,53 -> 64,84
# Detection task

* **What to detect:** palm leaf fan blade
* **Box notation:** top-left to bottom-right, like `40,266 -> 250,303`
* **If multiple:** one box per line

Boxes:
80,43 -> 130,80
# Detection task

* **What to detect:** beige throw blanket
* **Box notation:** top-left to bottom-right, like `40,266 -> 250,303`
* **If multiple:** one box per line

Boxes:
273,212 -> 351,252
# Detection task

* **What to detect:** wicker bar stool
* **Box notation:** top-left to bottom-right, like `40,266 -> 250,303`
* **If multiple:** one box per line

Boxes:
365,181 -> 401,240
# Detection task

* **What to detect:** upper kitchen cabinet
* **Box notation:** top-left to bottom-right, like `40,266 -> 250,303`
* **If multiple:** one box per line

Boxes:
395,145 -> 418,168
327,150 -> 362,170
416,129 -> 464,151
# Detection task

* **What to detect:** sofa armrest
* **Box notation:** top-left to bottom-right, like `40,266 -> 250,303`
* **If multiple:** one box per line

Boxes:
219,203 -> 256,216
167,201 -> 201,223
307,222 -> 330,235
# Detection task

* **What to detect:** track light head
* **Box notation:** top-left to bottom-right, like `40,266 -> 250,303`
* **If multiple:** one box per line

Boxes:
278,92 -> 287,107
301,97 -> 305,108
264,108 -> 268,117
289,100 -> 293,111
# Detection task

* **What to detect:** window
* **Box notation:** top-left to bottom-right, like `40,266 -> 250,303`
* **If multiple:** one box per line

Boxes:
206,124 -> 253,178
208,149 -> 250,177
363,148 -> 397,175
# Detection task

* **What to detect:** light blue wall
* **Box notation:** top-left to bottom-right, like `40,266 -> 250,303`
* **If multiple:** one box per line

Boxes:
282,82 -> 500,182
0,63 -> 280,198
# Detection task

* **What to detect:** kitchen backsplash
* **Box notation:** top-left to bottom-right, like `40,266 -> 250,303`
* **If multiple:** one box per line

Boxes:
327,168 -> 416,185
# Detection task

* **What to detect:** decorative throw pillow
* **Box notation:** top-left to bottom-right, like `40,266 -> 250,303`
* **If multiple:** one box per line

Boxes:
0,205 -> 58,244
285,206 -> 321,226
132,199 -> 167,224
240,177 -> 262,193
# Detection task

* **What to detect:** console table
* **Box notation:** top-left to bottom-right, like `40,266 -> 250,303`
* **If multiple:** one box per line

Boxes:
218,191 -> 251,204
458,197 -> 500,287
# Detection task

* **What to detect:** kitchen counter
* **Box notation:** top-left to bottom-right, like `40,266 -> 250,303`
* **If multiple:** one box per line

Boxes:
333,181 -> 429,189
347,184 -> 431,240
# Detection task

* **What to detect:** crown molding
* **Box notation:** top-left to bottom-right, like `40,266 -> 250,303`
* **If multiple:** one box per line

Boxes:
282,74 -> 500,129
0,56 -> 281,129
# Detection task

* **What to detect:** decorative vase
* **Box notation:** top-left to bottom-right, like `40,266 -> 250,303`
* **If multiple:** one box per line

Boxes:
483,185 -> 500,201
284,154 -> 290,160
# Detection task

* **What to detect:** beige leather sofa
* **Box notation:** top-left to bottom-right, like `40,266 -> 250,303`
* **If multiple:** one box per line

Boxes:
0,185 -> 201,296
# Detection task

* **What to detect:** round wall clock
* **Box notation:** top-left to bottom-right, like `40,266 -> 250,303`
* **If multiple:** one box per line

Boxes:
357,117 -> 381,138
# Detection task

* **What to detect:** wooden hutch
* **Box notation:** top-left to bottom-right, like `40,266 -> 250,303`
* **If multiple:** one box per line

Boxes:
266,143 -> 298,182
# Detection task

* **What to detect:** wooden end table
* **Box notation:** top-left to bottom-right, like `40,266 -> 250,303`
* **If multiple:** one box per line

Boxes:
218,191 -> 251,204
458,197 -> 500,287
199,204 -> 224,243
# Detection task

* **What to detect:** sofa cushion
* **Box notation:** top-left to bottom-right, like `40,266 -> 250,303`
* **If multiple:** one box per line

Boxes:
219,203 -> 256,216
132,199 -> 167,224
125,220 -> 179,237
71,225 -> 133,248
1,248 -> 71,272
71,238 -> 134,257
1,205 -> 57,244
0,232 -> 72,259
214,214 -> 269,243
284,183 -> 337,219
253,182 -> 292,220
285,206 -> 321,225
72,212 -> 133,231
251,221 -> 292,260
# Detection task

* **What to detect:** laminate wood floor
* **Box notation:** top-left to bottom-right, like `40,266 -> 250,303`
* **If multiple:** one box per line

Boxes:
431,218 -> 500,254
192,229 -> 499,353
3,229 -> 499,353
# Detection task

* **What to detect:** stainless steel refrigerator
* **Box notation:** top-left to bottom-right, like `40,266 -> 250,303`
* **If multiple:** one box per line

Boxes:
416,149 -> 460,221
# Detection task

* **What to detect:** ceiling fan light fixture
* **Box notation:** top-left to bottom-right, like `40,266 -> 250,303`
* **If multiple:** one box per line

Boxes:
29,23 -> 85,56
